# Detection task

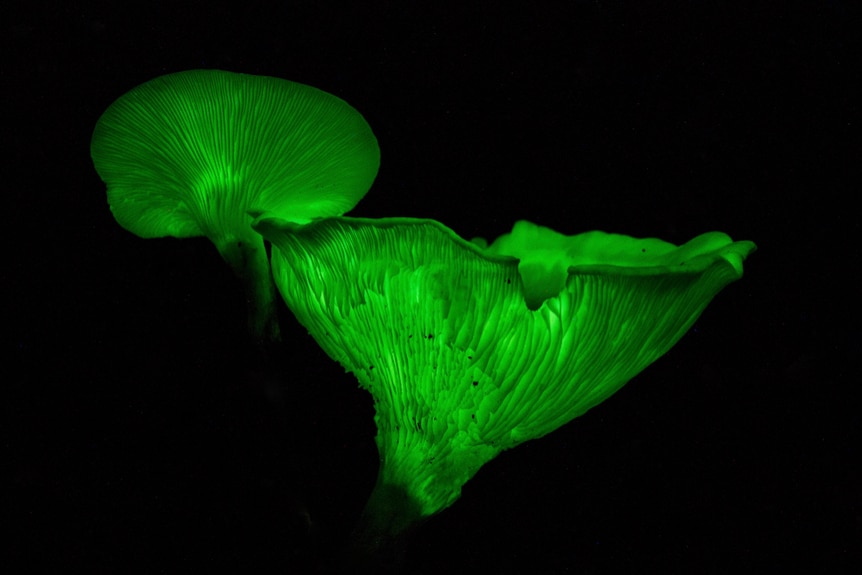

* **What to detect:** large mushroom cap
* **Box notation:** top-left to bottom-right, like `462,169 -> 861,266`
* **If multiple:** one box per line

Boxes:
254,216 -> 755,536
91,69 -> 380,242
91,70 -> 380,342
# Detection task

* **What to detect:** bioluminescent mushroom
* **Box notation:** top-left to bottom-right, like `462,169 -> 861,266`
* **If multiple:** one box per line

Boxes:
91,70 -> 380,342
253,216 -> 755,558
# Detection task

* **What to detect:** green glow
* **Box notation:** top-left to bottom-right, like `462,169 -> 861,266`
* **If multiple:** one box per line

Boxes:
91,69 -> 380,341
254,216 -> 755,539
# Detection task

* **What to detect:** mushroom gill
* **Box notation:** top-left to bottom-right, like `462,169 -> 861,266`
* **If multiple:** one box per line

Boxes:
253,215 -> 755,556
91,69 -> 380,342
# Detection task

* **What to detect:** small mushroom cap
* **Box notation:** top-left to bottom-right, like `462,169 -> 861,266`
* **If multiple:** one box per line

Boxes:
91,69 -> 380,243
255,216 -> 755,521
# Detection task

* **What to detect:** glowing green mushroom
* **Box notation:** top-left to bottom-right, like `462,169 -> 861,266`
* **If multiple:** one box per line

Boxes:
91,70 -> 380,342
253,216 -> 755,554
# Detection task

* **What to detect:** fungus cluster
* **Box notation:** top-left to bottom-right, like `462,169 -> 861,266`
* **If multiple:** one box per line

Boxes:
94,70 -> 755,568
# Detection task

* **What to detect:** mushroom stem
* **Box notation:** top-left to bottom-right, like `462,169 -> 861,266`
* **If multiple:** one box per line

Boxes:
214,233 -> 280,344
345,480 -> 425,573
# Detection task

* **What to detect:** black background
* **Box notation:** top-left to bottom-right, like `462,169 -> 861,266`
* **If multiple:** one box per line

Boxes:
6,1 -> 858,573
